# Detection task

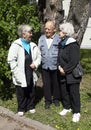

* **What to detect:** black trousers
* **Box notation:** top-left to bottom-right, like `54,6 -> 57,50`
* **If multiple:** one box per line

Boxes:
60,82 -> 80,113
16,81 -> 35,112
42,69 -> 60,103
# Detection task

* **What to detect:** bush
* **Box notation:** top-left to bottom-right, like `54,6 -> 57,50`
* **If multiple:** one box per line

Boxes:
0,0 -> 41,93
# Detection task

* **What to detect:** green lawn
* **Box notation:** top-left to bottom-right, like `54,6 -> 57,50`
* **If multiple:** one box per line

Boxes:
0,74 -> 91,130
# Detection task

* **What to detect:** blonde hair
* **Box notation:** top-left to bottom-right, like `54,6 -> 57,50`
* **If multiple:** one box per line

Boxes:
59,22 -> 74,36
18,24 -> 32,37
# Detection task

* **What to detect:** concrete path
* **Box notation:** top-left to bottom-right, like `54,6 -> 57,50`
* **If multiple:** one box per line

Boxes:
0,106 -> 56,130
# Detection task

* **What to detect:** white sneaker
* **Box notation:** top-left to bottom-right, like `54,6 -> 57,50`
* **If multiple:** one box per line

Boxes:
29,109 -> 36,114
18,112 -> 24,116
59,109 -> 71,116
72,113 -> 81,122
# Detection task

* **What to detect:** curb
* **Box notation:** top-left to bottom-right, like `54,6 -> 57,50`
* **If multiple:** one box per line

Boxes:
0,106 -> 56,130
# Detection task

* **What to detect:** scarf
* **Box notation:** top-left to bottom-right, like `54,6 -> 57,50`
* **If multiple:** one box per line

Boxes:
61,36 -> 69,46
21,38 -> 30,54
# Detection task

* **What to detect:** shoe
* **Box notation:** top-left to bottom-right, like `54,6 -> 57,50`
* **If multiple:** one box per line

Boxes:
29,109 -> 36,113
45,102 -> 51,109
18,112 -> 24,116
53,100 -> 60,107
59,108 -> 71,116
72,113 -> 81,122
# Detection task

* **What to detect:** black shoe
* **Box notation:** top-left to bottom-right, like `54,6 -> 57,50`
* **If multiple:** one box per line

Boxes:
53,100 -> 60,107
45,102 -> 51,109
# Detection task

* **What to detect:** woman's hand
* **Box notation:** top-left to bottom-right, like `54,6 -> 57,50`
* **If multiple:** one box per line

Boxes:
58,65 -> 65,76
30,63 -> 36,70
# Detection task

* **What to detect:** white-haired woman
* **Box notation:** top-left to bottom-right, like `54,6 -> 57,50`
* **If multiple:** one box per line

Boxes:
8,24 -> 41,116
58,22 -> 81,122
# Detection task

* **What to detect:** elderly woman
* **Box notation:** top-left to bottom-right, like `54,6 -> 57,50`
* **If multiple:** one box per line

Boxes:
8,24 -> 41,116
58,22 -> 81,122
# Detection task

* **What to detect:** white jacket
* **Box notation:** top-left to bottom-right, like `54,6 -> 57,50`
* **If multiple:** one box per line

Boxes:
7,38 -> 41,87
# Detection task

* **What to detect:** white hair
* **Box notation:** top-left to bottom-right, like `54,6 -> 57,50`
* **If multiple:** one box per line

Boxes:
59,22 -> 74,36
18,24 -> 32,37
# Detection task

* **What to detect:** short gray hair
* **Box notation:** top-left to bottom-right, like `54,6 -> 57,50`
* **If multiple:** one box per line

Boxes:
59,22 -> 74,36
18,24 -> 32,37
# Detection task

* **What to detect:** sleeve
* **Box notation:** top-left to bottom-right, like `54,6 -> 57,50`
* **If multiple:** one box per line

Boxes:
7,43 -> 19,72
63,43 -> 80,73
57,43 -> 61,67
32,45 -> 41,69
7,43 -> 25,84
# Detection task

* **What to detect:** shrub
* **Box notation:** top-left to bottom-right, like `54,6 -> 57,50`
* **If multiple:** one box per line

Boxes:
0,0 -> 41,94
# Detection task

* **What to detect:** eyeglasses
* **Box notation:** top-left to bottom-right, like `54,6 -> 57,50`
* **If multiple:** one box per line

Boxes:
59,29 -> 62,32
28,31 -> 32,34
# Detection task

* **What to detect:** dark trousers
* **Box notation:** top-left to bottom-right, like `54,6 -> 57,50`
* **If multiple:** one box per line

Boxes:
60,82 -> 80,113
42,69 -> 60,103
16,82 -> 35,112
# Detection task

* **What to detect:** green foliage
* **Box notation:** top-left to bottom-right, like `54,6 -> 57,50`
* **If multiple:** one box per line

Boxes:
0,0 -> 41,90
80,49 -> 91,74
0,48 -> 11,87
0,0 -> 41,44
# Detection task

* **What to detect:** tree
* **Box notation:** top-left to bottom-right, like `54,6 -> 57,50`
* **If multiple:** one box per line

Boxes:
38,0 -> 91,45
67,0 -> 91,45
38,0 -> 64,29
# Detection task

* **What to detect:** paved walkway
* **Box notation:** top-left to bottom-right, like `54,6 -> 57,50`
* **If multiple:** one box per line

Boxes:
0,106 -> 56,130
0,114 -> 34,130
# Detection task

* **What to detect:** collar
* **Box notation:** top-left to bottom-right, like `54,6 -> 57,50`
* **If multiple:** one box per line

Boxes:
46,34 -> 55,39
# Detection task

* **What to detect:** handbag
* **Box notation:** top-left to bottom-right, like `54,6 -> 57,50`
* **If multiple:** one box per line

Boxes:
72,63 -> 84,78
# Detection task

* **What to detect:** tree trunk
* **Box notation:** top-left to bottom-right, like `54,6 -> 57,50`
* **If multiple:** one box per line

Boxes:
67,0 -> 91,45
38,0 -> 64,29
38,0 -> 91,45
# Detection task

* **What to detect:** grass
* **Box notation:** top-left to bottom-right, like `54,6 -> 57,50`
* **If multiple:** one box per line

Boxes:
0,74 -> 91,130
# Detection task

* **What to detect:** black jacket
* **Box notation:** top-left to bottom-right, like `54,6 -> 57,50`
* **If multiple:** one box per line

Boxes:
58,37 -> 81,84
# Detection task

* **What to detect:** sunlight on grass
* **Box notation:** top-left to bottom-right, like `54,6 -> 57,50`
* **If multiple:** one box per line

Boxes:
0,74 -> 91,130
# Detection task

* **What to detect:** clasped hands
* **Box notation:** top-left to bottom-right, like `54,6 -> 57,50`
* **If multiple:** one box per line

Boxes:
30,63 -> 36,70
